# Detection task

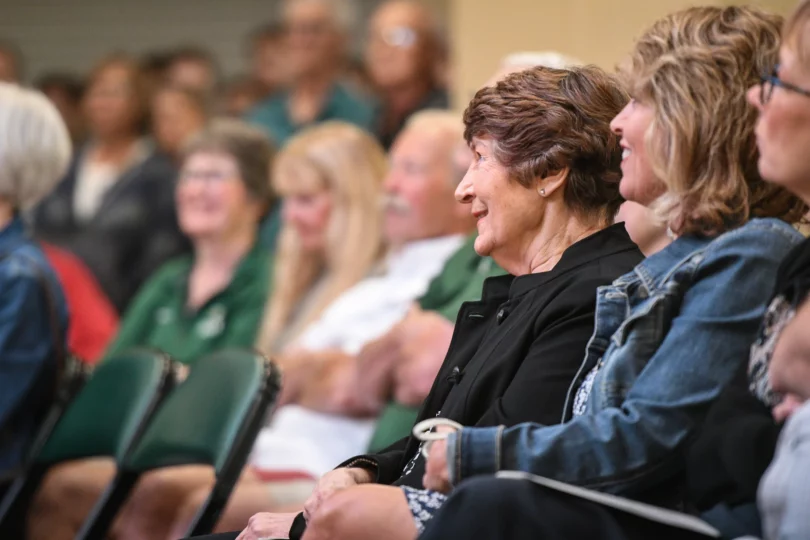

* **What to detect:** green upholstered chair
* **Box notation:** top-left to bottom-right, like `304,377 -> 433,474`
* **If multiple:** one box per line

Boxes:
0,349 -> 174,538
0,354 -> 89,493
367,402 -> 421,453
76,348 -> 281,539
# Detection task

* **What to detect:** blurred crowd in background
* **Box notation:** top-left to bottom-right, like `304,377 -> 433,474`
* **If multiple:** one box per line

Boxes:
0,0 -> 455,360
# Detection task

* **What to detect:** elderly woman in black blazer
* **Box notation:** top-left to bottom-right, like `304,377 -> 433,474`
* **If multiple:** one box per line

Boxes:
196,65 -> 644,540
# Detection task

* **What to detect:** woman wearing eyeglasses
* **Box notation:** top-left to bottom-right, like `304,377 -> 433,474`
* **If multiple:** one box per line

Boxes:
28,120 -> 277,540
364,1 -> 449,150
387,6 -> 810,540
742,1 -> 810,539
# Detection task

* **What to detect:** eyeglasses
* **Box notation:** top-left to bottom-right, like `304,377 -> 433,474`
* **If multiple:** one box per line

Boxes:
372,26 -> 418,48
760,64 -> 810,104
179,169 -> 238,184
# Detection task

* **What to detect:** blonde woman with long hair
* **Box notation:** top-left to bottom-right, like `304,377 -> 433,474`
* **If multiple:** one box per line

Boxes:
257,121 -> 388,355
29,122 -> 390,540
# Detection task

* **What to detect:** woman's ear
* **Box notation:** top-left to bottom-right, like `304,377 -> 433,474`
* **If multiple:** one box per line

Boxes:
536,167 -> 569,197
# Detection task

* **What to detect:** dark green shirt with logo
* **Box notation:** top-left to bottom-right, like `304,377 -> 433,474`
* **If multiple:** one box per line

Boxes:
106,241 -> 271,365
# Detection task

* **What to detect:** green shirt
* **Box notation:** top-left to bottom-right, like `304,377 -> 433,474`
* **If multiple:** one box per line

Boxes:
367,234 -> 505,451
247,83 -> 377,148
418,234 -> 505,321
106,241 -> 272,365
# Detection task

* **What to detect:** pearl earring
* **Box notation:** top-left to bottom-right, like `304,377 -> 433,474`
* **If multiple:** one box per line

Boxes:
539,188 -> 546,196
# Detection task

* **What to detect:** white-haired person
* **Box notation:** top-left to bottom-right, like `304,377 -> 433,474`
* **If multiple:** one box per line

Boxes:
28,120 -> 390,540
486,50 -> 583,85
248,0 -> 375,148
0,83 -> 70,484
248,0 -> 378,252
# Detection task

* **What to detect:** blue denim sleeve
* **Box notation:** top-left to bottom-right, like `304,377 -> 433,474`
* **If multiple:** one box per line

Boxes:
0,270 -> 53,429
452,223 -> 802,493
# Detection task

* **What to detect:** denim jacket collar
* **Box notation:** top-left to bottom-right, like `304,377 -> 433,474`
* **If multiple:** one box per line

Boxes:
632,234 -> 713,292
0,215 -> 27,252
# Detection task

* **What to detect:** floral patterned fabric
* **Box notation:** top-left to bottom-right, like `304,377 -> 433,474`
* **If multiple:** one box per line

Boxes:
402,486 -> 449,533
748,294 -> 800,407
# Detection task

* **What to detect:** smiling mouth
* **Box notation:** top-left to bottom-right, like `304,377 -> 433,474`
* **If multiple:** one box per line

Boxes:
472,209 -> 488,221
621,148 -> 631,160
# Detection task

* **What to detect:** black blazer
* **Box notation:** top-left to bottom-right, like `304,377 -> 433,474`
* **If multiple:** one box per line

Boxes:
32,148 -> 190,313
341,223 -> 644,487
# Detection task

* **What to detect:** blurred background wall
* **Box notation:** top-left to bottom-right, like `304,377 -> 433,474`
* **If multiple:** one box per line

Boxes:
0,0 -> 797,107
451,0 -> 799,106
0,0 -> 447,82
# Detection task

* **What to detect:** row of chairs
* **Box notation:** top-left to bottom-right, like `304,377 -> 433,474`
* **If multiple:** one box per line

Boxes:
0,348 -> 282,539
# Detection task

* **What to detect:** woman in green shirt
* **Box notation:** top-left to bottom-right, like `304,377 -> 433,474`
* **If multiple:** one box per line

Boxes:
29,119 -> 276,540
105,119 -> 275,365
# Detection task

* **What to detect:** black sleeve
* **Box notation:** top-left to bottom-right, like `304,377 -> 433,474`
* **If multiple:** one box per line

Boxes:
687,378 -> 782,510
335,435 -> 410,485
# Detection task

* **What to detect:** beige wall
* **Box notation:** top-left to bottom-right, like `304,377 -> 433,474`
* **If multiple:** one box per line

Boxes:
450,0 -> 800,108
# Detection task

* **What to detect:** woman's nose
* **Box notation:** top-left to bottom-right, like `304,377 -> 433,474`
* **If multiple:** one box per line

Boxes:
455,172 -> 474,203
610,102 -> 630,135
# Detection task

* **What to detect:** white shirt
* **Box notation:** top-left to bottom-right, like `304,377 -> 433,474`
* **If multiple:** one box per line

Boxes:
73,161 -> 119,221
295,234 -> 466,355
73,140 -> 150,222
251,234 -> 466,477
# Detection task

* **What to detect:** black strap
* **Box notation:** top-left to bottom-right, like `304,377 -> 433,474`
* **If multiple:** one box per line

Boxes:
0,249 -> 66,389
0,248 -> 67,459
288,512 -> 307,540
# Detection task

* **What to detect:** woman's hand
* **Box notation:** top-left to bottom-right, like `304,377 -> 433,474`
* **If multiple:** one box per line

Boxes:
235,512 -> 298,540
773,393 -> 804,423
423,438 -> 452,493
393,309 -> 455,406
303,467 -> 375,522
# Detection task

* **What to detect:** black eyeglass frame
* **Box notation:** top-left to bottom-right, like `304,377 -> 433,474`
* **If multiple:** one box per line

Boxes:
760,64 -> 810,103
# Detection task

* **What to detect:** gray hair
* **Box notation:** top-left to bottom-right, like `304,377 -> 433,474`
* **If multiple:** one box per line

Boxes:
0,83 -> 71,210
283,0 -> 358,34
405,109 -> 463,140
485,51 -> 584,88
404,109 -> 467,184
500,51 -> 583,70
183,118 -> 276,207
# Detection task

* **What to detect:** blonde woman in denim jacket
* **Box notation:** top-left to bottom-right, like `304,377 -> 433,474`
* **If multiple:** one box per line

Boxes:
394,7 -> 810,540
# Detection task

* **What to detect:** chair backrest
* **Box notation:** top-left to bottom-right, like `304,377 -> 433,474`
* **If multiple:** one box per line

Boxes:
75,349 -> 280,540
19,354 -> 91,466
37,349 -> 174,464
123,348 -> 279,473
0,349 -> 173,539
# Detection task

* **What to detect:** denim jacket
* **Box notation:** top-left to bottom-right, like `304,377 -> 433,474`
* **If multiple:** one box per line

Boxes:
0,216 -> 68,473
447,218 -> 803,497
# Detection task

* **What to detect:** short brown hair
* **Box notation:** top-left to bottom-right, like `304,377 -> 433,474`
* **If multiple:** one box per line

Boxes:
183,118 -> 276,208
621,6 -> 806,236
463,65 -> 628,222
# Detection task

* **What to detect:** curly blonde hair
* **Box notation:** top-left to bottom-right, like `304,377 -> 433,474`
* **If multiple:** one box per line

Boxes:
620,6 -> 806,236
256,122 -> 387,353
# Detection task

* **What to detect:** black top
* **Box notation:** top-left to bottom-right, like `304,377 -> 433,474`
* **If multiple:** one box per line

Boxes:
341,223 -> 643,487
685,235 -> 810,532
376,88 -> 450,150
32,149 -> 190,313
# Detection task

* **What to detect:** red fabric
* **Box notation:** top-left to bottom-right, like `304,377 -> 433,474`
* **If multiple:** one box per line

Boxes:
251,467 -> 317,482
41,242 -> 119,364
